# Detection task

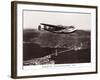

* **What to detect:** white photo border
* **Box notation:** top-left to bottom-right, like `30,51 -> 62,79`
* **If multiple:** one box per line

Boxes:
11,1 -> 98,78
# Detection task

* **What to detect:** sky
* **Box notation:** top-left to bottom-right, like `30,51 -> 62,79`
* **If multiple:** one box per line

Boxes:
23,10 -> 91,30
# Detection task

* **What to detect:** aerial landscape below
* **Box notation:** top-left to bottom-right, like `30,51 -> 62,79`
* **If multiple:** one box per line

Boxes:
23,27 -> 91,65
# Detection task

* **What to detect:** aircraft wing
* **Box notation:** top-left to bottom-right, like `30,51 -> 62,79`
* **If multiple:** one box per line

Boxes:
40,23 -> 65,29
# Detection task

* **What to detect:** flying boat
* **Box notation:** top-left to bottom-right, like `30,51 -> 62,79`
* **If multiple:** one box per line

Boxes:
38,23 -> 76,33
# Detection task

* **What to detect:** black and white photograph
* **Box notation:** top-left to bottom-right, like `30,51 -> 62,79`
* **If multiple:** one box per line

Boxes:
23,10 -> 91,66
11,1 -> 97,78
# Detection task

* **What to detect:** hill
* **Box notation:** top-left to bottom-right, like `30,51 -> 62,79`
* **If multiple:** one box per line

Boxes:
24,29 -> 90,49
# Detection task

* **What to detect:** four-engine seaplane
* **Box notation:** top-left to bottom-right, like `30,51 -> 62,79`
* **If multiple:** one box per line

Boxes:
38,23 -> 76,33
